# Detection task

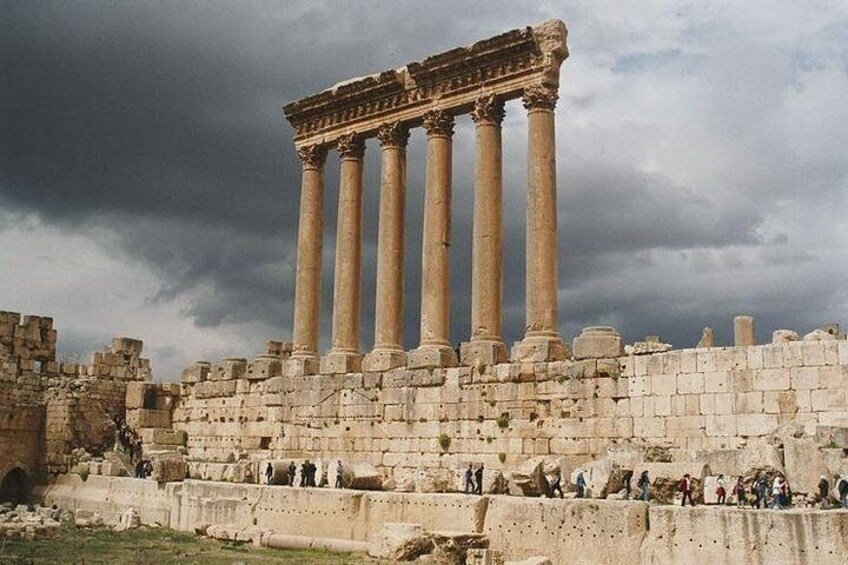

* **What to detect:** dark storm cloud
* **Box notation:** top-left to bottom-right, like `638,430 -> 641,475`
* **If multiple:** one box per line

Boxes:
2,0 -> 846,370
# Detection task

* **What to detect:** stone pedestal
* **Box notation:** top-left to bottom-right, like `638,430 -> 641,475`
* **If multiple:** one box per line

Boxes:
511,335 -> 568,363
284,356 -> 320,377
460,340 -> 507,367
408,345 -> 457,369
363,348 -> 406,372
572,326 -> 623,360
320,350 -> 363,374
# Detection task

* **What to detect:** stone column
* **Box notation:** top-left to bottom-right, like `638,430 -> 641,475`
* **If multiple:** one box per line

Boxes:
321,133 -> 365,374
512,84 -> 566,362
364,122 -> 410,371
288,144 -> 327,376
734,315 -> 756,347
460,95 -> 507,367
408,109 -> 457,369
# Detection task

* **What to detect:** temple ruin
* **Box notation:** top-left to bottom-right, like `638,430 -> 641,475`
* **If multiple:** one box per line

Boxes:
2,19 -> 848,565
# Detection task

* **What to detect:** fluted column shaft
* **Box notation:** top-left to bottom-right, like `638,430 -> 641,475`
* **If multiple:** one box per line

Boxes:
525,86 -> 559,336
291,145 -> 327,361
326,133 -> 365,371
373,123 -> 409,351
471,96 -> 505,342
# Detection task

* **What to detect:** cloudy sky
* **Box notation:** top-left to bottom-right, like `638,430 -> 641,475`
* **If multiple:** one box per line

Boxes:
2,1 -> 847,380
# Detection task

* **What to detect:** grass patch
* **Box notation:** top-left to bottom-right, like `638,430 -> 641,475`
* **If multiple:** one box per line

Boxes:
0,526 -> 390,564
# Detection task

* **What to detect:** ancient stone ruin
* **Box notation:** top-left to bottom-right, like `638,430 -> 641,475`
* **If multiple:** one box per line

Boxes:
2,19 -> 848,565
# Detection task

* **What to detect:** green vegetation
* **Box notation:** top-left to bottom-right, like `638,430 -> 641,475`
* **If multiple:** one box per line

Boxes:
437,432 -> 451,451
0,526 -> 390,564
498,452 -> 507,463
496,412 -> 511,429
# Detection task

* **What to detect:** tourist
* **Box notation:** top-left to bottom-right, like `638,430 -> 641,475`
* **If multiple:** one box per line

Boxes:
464,464 -> 474,494
134,458 -> 145,479
716,474 -> 727,505
287,461 -> 296,486
782,477 -> 791,508
733,477 -> 747,507
622,470 -> 633,500
550,468 -> 564,498
576,470 -> 586,498
679,473 -> 694,507
838,475 -> 848,509
818,475 -> 830,509
770,476 -> 783,509
143,459 -> 152,479
474,464 -> 484,495
50,504 -> 61,521
638,470 -> 650,501
335,460 -> 343,489
300,461 -> 309,487
755,474 -> 768,509
265,462 -> 273,486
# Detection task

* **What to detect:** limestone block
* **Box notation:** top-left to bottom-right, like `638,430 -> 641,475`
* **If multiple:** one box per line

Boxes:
696,351 -> 716,372
210,357 -> 247,381
113,507 -> 141,532
246,354 -> 281,380
676,373 -> 704,394
679,351 -> 697,373
367,523 -> 433,561
790,366 -> 819,390
509,456 -> 549,496
804,329 -> 837,341
150,453 -> 188,483
125,382 -> 155,409
139,428 -> 187,446
633,462 -> 708,504
112,337 -> 143,357
783,437 -> 830,494
572,326 -> 623,360
505,558 -> 552,565
752,368 -> 789,391
415,467 -> 456,493
735,414 -> 777,436
342,461 -> 383,490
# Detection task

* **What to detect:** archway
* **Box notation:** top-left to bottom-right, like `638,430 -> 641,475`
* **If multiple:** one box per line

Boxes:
0,467 -> 32,505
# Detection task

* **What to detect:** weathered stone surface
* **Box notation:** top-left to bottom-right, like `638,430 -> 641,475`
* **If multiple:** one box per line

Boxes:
343,461 -> 383,490
150,453 -> 187,483
368,522 -> 433,561
572,326 -> 624,360
114,507 -> 140,532
804,329 -> 837,341
509,457 -> 549,497
696,327 -> 715,348
772,330 -> 799,344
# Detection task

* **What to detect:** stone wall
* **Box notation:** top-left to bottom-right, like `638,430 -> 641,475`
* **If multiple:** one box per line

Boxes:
172,339 -> 848,488
38,475 -> 848,564
0,311 -> 151,487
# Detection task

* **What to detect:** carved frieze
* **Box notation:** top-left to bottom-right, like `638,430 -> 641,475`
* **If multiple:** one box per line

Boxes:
283,20 -> 568,147
376,121 -> 410,148
471,94 -> 506,126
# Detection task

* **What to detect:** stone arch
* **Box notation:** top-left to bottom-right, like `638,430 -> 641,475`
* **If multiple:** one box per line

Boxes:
0,467 -> 32,505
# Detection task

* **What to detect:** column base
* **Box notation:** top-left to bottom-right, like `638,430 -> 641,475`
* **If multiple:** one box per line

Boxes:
320,350 -> 363,374
511,334 -> 568,363
407,344 -> 457,369
362,348 -> 406,372
284,356 -> 320,377
460,339 -> 507,367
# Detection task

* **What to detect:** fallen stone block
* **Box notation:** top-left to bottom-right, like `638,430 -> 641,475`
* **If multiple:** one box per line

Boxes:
343,461 -> 383,490
151,453 -> 188,483
368,523 -> 434,561
509,456 -> 549,497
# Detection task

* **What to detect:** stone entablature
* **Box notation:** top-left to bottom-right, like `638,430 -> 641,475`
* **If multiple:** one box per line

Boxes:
283,21 -> 567,148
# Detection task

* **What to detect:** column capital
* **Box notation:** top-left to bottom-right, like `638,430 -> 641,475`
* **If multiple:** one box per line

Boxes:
522,84 -> 558,111
297,144 -> 328,169
471,94 -> 505,126
336,132 -> 365,159
377,121 -> 410,149
422,109 -> 455,137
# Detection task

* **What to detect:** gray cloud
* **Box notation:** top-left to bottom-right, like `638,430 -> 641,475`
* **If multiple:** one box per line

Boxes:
2,1 -> 847,378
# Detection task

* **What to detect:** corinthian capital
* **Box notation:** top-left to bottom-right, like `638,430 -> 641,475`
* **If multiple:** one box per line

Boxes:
336,132 -> 365,159
377,121 -> 410,149
422,109 -> 455,137
471,94 -> 505,126
522,84 -> 558,111
297,144 -> 328,169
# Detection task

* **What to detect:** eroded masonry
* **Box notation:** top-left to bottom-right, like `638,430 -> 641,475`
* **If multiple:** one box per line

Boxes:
3,19 -> 848,565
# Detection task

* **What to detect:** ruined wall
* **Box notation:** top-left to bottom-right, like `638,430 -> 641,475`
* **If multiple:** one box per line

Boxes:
172,339 -> 848,487
0,311 -> 151,485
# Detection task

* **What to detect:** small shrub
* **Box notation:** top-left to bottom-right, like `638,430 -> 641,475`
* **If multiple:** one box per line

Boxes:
437,433 -> 451,452
496,413 -> 511,429
78,467 -> 90,482
498,452 -> 506,463
486,436 -> 494,444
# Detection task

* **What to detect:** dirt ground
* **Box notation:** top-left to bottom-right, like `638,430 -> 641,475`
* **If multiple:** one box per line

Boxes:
0,527 -> 392,564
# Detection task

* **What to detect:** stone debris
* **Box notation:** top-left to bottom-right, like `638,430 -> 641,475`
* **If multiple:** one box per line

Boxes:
804,328 -> 837,341
73,509 -> 103,528
368,522 -> 434,561
0,503 -> 63,540
509,457 -> 549,497
625,340 -> 673,355
772,329 -> 799,343
113,507 -> 140,532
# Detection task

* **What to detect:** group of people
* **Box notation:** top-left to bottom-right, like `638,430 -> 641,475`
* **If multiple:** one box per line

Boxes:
264,460 -> 344,488
114,417 -> 150,478
463,464 -> 485,494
